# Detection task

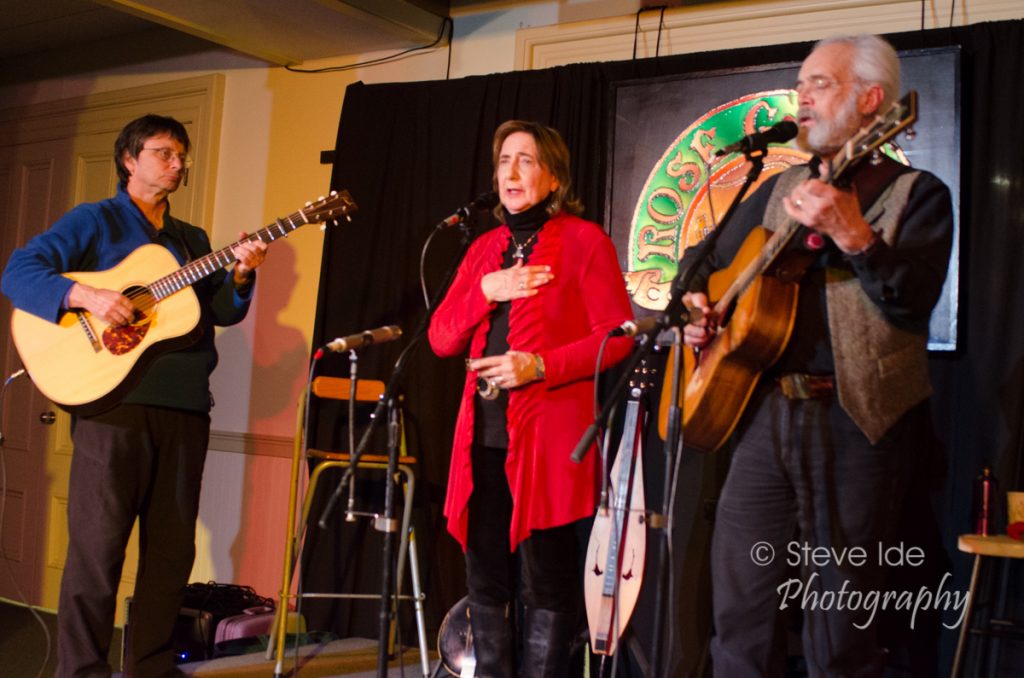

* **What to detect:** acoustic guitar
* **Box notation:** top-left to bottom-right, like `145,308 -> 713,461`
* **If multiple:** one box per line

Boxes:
658,92 -> 919,452
10,190 -> 357,415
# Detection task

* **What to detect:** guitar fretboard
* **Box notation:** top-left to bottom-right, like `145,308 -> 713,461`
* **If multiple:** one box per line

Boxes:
147,210 -> 311,300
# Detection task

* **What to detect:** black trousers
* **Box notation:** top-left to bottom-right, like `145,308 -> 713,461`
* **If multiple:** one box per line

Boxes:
59,404 -> 210,678
709,387 -> 920,677
465,444 -> 583,614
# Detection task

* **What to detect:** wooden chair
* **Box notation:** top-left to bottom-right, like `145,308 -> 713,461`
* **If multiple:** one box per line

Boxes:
950,534 -> 1024,677
270,376 -> 429,677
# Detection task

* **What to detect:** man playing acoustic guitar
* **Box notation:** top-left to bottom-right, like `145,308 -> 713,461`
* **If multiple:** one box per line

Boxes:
681,35 -> 953,675
2,114 -> 267,677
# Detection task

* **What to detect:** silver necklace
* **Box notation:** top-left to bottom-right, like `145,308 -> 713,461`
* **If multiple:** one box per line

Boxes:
510,229 -> 541,260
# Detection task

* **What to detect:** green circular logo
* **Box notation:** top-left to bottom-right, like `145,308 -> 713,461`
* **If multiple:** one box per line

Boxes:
625,90 -> 805,310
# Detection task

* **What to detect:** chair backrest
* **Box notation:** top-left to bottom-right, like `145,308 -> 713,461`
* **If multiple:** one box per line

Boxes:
311,376 -> 385,404
308,376 -> 410,462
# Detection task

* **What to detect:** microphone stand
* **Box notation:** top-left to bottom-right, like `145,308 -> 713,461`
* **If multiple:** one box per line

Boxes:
317,211 -> 483,678
572,150 -> 767,677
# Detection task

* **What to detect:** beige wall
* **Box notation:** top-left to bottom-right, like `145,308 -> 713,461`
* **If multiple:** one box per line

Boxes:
1,0 -> 1020,603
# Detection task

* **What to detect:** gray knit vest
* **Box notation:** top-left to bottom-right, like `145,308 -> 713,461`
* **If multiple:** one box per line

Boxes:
763,166 -> 929,443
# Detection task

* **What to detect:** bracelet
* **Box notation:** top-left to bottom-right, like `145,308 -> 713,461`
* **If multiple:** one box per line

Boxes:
533,353 -> 546,381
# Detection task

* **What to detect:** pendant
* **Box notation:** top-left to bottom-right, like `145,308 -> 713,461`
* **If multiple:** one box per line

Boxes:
513,246 -> 525,260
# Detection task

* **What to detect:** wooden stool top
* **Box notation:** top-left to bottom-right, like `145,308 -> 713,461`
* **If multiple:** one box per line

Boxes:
958,534 -> 1024,559
308,449 -> 417,466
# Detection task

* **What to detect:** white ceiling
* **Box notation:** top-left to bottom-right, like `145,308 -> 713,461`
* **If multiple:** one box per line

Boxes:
0,0 -> 452,74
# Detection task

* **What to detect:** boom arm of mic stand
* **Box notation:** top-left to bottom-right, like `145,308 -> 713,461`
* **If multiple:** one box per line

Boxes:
315,212 -> 480,678
570,328 -> 660,463
317,214 -> 479,529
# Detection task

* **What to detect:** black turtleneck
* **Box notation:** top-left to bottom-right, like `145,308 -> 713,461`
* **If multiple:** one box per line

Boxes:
473,197 -> 552,447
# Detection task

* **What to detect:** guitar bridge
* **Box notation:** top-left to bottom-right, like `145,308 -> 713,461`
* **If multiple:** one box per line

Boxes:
75,311 -> 102,353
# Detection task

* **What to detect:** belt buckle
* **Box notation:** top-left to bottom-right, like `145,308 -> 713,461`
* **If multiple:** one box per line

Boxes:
780,373 -> 812,400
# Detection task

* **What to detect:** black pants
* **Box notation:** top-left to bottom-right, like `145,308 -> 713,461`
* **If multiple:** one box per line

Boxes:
710,388 -> 920,677
59,404 -> 210,678
465,444 -> 583,613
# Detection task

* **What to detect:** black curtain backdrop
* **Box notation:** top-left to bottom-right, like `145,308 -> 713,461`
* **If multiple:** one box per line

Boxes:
301,20 -> 1024,676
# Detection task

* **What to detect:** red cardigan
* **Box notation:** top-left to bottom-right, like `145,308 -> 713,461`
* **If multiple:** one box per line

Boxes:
428,212 -> 634,551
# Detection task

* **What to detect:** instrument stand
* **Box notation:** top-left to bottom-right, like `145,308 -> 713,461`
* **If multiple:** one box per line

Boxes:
572,152 -> 767,677
317,211 -> 483,678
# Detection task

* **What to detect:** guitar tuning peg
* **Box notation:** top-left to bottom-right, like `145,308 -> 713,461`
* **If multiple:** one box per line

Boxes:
345,215 -> 353,222
318,195 -> 326,201
330,190 -> 337,196
305,201 -> 313,207
904,127 -> 917,141
320,224 -> 327,231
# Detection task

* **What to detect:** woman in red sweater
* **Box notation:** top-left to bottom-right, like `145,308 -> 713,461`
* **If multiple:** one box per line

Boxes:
429,120 -> 634,677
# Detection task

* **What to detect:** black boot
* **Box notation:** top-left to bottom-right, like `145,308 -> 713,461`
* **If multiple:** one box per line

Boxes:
469,601 -> 515,678
519,607 -> 577,678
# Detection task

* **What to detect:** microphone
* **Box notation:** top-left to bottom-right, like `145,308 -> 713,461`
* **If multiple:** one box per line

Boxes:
608,316 -> 662,337
715,120 -> 798,157
435,192 -> 500,229
323,325 -> 402,353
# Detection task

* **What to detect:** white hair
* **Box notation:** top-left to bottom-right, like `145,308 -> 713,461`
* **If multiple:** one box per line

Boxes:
814,34 -> 901,110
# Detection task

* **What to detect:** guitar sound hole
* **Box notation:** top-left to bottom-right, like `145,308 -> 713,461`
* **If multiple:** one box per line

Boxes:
101,286 -> 154,356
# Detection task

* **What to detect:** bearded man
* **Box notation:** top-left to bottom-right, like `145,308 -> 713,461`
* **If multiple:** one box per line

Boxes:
680,35 -> 953,675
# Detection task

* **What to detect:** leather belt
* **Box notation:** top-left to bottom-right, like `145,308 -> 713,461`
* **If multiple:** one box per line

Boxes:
778,373 -> 835,400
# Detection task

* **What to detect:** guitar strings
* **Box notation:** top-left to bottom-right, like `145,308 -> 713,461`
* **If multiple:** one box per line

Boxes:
107,195 -> 349,319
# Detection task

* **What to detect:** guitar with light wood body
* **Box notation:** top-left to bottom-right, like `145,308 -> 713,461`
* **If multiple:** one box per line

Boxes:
10,191 -> 357,415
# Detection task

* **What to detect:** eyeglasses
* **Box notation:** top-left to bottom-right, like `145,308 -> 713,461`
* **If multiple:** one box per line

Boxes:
141,147 -> 193,168
793,76 -> 852,94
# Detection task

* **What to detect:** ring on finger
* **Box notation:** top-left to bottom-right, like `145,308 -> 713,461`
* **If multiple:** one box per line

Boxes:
476,377 -> 500,400
795,198 -> 804,207
518,281 -> 526,290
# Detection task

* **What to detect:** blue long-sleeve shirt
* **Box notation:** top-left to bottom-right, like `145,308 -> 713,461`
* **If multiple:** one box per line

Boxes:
1,186 -> 253,413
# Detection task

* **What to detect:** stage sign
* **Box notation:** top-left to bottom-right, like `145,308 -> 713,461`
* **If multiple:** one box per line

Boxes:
606,47 -> 961,351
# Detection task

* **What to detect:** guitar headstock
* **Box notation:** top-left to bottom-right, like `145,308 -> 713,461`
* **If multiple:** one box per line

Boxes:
303,189 -> 358,225
832,91 -> 918,180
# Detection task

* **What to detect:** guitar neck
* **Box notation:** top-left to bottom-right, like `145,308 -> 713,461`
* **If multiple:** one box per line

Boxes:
714,219 -> 803,315
148,209 -> 311,300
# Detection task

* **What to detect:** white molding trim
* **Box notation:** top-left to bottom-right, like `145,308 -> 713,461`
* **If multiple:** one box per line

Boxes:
515,0 -> 1024,70
208,429 -> 295,458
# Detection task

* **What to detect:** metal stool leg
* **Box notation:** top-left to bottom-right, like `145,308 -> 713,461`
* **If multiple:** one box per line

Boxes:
951,553 -> 982,678
407,527 -> 430,676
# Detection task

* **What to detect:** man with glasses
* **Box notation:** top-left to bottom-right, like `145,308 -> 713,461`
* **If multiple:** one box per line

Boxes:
680,35 -> 953,674
2,114 -> 267,677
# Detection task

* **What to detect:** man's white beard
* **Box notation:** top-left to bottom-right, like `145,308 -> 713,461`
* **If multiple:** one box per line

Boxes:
797,93 -> 863,156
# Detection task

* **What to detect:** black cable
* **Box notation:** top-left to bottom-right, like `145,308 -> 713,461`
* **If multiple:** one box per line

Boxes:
285,17 -> 452,74
949,0 -> 956,28
632,9 -> 642,60
633,5 -> 669,61
419,227 -> 445,310
655,5 -> 667,58
0,368 -> 49,678
446,17 -> 454,80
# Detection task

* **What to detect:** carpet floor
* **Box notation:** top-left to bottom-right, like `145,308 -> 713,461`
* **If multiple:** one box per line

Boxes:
0,600 -> 437,678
